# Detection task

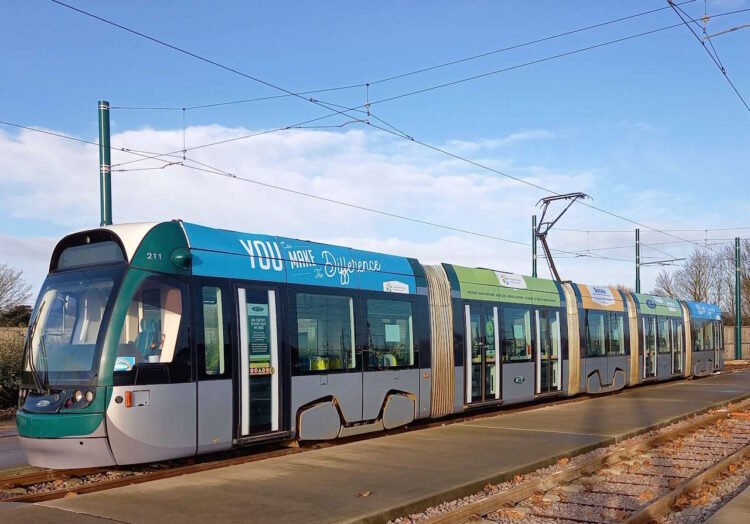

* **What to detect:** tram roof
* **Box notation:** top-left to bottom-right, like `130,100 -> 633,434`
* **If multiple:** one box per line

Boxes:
685,301 -> 722,321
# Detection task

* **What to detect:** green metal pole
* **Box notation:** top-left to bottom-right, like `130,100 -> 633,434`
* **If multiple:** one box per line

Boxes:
635,228 -> 641,293
736,237 -> 742,360
98,100 -> 112,226
532,214 -> 538,278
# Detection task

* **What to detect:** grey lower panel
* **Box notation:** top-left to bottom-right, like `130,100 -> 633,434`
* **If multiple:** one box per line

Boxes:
197,379 -> 233,454
561,359 -> 569,394
693,351 -> 708,376
418,368 -> 431,419
584,357 -> 628,393
585,357 -> 607,394
107,383 -> 196,465
298,401 -> 340,440
383,394 -> 415,429
502,362 -> 534,404
706,350 -> 716,372
362,369 -> 419,421
454,366 -> 464,413
657,353 -> 672,379
20,435 -> 115,469
291,373 -> 362,431
609,356 -> 629,390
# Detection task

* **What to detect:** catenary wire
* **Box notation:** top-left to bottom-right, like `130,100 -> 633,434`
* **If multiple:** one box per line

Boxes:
667,0 -> 750,113
110,0 -> 698,112
50,0 -> 736,259
0,119 -> 184,168
170,156 -> 639,264
102,7 -> 746,170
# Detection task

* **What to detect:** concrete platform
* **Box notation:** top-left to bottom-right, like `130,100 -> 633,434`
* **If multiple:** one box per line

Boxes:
707,484 -> 750,523
2,370 -> 750,524
0,421 -> 26,471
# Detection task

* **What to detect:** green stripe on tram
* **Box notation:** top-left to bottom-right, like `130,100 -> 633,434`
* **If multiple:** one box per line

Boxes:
17,412 -> 104,438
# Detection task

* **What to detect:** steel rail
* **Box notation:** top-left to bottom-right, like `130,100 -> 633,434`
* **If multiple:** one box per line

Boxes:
423,397 -> 750,523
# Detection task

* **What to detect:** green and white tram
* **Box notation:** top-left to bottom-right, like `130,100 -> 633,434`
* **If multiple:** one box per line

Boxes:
17,221 -> 724,468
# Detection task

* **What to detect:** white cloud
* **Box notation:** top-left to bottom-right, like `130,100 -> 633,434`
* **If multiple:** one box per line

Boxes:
0,233 -> 58,295
445,129 -> 557,153
619,120 -> 655,132
0,123 -> 725,297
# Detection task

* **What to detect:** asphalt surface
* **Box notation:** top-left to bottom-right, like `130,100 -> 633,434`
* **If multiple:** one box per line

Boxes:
2,371 -> 750,523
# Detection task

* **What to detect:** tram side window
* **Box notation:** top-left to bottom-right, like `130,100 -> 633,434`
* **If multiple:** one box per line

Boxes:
586,311 -> 607,357
645,317 -> 657,353
114,276 -> 190,382
694,319 -> 706,351
608,313 -> 626,356
202,287 -> 225,376
657,317 -> 671,354
714,321 -> 723,350
366,299 -> 414,369
295,293 -> 355,372
703,320 -> 715,351
501,307 -> 532,362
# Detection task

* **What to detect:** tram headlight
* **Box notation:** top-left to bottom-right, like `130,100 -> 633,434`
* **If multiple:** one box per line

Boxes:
73,390 -> 84,403
85,391 -> 95,402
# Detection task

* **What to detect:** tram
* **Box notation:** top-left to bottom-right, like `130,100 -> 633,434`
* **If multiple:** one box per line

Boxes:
17,221 -> 724,468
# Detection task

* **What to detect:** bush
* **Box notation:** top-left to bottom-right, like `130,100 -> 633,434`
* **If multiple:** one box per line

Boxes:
0,332 -> 24,408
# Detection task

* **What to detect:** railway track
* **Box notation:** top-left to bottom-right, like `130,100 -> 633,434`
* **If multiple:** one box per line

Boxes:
2,371 -> 748,506
398,401 -> 750,524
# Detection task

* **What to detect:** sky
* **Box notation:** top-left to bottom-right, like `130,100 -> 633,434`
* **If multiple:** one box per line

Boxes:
1,0 -> 749,297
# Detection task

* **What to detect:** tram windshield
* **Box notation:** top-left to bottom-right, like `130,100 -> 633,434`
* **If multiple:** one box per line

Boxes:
22,267 -> 123,388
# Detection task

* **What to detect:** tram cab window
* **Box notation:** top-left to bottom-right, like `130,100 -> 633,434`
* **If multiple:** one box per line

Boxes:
114,276 -> 190,383
365,299 -> 414,369
294,293 -> 355,373
501,307 -> 532,362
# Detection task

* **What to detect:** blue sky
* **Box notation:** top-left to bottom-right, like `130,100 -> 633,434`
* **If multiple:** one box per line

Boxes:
1,0 -> 749,294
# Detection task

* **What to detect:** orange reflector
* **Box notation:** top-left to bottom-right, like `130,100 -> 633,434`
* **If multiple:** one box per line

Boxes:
124,391 -> 133,408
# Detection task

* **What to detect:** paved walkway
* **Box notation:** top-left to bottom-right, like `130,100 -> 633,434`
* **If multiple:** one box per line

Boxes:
2,371 -> 750,523
706,483 -> 750,523
0,420 -> 26,472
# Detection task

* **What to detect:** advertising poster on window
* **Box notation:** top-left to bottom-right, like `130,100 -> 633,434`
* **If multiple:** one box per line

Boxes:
247,303 -> 273,375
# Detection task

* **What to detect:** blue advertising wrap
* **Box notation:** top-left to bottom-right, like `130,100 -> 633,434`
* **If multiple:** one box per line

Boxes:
686,301 -> 722,320
182,223 -> 416,294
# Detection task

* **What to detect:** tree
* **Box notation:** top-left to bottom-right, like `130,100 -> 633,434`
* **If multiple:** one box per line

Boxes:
674,249 -> 719,303
652,270 -> 677,297
0,304 -> 32,327
0,264 -> 31,314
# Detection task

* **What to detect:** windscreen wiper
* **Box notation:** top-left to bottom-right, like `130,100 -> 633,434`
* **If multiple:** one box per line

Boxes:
24,301 -> 47,395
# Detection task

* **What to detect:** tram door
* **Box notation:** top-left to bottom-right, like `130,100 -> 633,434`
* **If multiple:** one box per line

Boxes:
672,319 -> 684,375
465,304 -> 500,404
536,310 -> 562,394
237,287 -> 282,437
714,322 -> 722,370
643,317 -> 657,379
